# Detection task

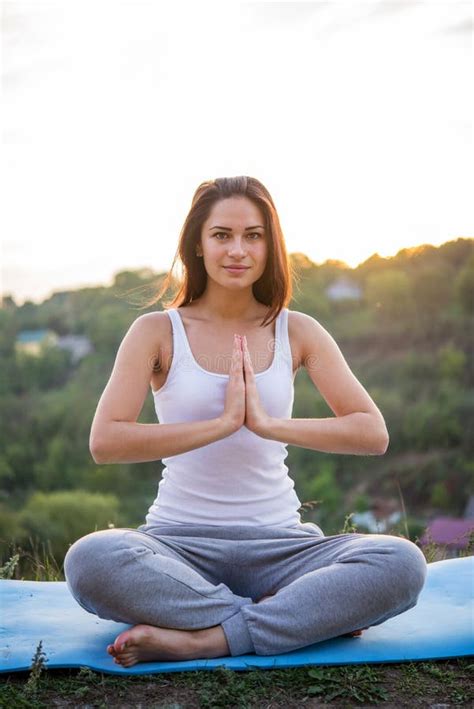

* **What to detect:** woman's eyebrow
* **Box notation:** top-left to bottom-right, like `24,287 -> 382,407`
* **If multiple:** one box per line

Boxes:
209,225 -> 265,231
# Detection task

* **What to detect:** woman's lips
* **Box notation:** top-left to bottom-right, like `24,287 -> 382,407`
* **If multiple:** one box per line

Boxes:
224,266 -> 250,274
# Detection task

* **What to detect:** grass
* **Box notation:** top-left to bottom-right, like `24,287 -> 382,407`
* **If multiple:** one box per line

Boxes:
1,659 -> 473,707
1,512 -> 473,708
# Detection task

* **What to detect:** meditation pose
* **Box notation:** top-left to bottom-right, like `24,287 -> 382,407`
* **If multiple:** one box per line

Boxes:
64,176 -> 427,668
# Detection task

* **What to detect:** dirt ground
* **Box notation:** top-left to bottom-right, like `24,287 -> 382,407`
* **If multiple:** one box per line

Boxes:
1,657 -> 473,708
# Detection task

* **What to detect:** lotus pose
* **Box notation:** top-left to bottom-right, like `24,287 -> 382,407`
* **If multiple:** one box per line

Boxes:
64,176 -> 427,668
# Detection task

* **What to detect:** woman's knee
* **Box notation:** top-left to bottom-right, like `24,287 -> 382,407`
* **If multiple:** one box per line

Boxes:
381,535 -> 428,603
64,528 -> 129,602
347,533 -> 427,606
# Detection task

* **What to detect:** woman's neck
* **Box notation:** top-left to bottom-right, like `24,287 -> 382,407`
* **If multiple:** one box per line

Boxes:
190,288 -> 266,324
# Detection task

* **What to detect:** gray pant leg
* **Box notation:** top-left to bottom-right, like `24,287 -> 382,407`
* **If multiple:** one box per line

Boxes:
63,528 -> 253,636
64,526 -> 427,659
226,532 -> 428,656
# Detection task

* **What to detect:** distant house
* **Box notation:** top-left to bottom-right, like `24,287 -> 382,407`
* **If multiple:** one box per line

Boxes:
351,510 -> 401,534
16,330 -> 93,363
15,329 -> 58,356
56,335 -> 93,364
326,277 -> 362,301
419,517 -> 474,559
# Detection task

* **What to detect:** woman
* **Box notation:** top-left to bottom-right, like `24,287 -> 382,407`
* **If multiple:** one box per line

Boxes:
64,176 -> 427,668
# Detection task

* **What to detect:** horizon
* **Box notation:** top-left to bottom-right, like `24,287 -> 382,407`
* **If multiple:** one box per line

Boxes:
2,235 -> 471,308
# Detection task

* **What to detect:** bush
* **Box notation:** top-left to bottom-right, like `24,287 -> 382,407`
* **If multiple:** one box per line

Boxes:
437,344 -> 466,383
18,490 -> 120,561
430,481 -> 451,510
0,504 -> 23,548
401,392 -> 463,450
301,461 -> 344,533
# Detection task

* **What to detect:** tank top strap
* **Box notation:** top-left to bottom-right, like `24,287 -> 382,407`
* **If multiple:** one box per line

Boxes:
276,308 -> 293,370
165,308 -> 189,364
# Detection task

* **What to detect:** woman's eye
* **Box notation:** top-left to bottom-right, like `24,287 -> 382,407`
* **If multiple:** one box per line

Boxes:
213,232 -> 262,240
214,231 -> 261,241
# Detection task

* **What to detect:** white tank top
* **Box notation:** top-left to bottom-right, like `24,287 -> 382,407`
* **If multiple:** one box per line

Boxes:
144,307 -> 303,527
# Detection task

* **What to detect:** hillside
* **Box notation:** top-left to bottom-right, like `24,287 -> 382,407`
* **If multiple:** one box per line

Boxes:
0,237 -> 473,570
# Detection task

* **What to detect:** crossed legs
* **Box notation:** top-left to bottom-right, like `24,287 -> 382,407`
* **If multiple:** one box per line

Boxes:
64,526 -> 427,666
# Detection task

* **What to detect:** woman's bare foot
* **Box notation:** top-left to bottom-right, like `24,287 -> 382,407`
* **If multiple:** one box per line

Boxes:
107,623 -> 229,668
344,627 -> 369,638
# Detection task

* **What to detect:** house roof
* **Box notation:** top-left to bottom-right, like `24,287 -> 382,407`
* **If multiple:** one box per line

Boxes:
326,278 -> 362,301
16,329 -> 52,343
419,516 -> 474,549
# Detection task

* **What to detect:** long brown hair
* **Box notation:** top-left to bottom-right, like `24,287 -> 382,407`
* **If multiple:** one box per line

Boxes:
140,176 -> 296,327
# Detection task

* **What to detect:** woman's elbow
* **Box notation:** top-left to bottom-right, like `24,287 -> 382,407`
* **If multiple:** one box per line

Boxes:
89,434 -> 108,464
90,443 -> 104,464
372,425 -> 389,455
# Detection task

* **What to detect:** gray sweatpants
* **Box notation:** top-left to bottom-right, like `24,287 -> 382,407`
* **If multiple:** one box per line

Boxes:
64,522 -> 427,657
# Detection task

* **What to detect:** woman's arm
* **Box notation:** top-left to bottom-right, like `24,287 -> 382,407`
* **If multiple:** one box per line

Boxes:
93,418 -> 233,465
260,312 -> 389,455
89,314 -> 235,464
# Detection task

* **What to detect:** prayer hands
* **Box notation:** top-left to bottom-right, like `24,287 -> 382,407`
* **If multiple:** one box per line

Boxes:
241,335 -> 272,437
221,334 -> 271,437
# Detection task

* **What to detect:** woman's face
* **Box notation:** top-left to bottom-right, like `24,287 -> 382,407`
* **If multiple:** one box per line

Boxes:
198,196 -> 268,289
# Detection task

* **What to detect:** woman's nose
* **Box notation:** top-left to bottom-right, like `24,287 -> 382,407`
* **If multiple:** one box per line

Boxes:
228,239 -> 247,256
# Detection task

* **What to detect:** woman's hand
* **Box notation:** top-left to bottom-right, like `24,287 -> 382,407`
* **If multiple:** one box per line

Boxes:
220,335 -> 272,437
220,334 -> 246,434
241,335 -> 272,437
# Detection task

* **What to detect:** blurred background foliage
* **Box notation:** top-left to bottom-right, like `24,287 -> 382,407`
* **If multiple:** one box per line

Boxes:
0,238 -> 473,572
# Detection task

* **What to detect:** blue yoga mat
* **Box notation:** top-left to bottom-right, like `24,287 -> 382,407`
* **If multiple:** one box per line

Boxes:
1,557 -> 472,675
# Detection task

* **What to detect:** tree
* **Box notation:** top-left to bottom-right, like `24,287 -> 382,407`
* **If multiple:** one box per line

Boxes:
454,252 -> 474,314
411,264 -> 454,319
364,269 -> 412,321
437,345 -> 466,384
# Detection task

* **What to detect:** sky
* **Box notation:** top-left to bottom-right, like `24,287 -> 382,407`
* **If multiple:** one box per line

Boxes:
2,0 -> 473,305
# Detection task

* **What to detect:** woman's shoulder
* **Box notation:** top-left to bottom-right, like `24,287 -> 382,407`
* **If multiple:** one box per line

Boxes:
287,308 -> 326,329
287,309 -> 330,363
132,310 -> 172,330
287,308 -> 320,331
126,311 -> 172,350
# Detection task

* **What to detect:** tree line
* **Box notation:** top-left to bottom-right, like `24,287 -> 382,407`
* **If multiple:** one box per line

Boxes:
0,238 -> 472,568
